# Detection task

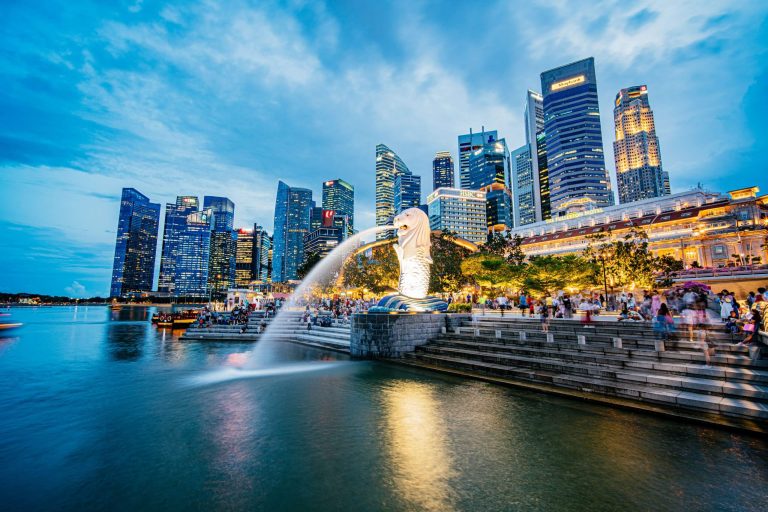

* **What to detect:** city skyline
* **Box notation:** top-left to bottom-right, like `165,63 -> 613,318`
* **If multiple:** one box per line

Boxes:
2,1 -> 767,296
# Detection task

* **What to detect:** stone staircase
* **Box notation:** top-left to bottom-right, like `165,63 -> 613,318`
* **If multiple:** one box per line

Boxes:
266,312 -> 351,352
181,311 -> 275,341
404,316 -> 768,431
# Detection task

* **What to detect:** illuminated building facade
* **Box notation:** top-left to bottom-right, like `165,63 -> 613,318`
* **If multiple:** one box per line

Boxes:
158,195 -> 199,295
511,144 -> 536,226
524,90 -> 550,223
432,151 -> 454,190
203,196 -> 236,297
322,179 -> 354,231
394,173 -> 422,214
253,225 -> 272,282
541,57 -> 614,217
304,226 -> 344,259
427,188 -> 487,245
310,202 -> 323,232
235,228 -> 255,288
469,136 -> 514,232
175,209 -> 212,297
458,130 -> 497,190
509,187 -> 768,268
614,85 -> 669,203
110,188 -> 160,297
375,144 -> 411,239
272,181 -> 312,282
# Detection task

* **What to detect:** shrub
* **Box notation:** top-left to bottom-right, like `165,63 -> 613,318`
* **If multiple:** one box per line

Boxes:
447,303 -> 472,313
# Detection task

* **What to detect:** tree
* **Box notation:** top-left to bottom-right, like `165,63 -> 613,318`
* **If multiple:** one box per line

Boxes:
461,253 -> 525,291
523,255 -> 595,295
429,232 -> 473,293
342,245 -> 399,294
297,252 -> 322,279
656,255 -> 684,287
480,232 -> 526,265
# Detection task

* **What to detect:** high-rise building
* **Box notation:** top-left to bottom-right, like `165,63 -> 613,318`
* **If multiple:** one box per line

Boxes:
110,188 -> 160,298
322,179 -> 355,231
432,151 -> 454,190
541,57 -> 614,217
310,202 -> 324,233
394,173 -> 421,213
458,129 -> 497,189
253,225 -> 272,282
469,137 -> 514,233
375,144 -> 411,239
174,209 -> 212,297
158,196 -> 199,295
234,228 -> 255,288
272,181 -> 312,282
613,85 -> 669,204
511,144 -> 536,227
203,196 -> 237,296
524,90 -> 550,223
427,188 -> 487,245
304,227 -> 345,259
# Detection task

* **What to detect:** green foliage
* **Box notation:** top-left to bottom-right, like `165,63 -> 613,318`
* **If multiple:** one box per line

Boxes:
447,302 -> 472,312
297,252 -> 322,279
429,232 -> 473,294
342,245 -> 399,294
480,231 -> 526,265
656,255 -> 685,287
461,253 -> 525,290
523,255 -> 596,295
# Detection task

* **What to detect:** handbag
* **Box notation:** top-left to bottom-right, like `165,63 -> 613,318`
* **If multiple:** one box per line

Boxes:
743,323 -> 755,333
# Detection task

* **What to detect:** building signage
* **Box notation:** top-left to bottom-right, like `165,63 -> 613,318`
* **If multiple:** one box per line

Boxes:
551,75 -> 585,92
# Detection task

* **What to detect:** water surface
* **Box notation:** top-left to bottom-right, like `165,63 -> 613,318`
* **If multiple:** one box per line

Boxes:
0,306 -> 766,511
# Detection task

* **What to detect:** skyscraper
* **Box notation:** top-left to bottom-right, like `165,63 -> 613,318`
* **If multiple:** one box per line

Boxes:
110,188 -> 160,298
524,90 -> 550,223
458,129 -> 497,189
253,225 -> 272,282
310,202 -> 324,232
432,151 -> 454,190
511,144 -> 536,227
175,209 -> 212,297
375,144 -> 410,239
235,228 -> 255,288
203,196 -> 236,297
613,85 -> 669,203
541,57 -> 613,217
322,179 -> 355,231
158,196 -> 199,295
469,137 -> 514,233
394,173 -> 421,213
272,181 -> 312,282
427,188 -> 487,245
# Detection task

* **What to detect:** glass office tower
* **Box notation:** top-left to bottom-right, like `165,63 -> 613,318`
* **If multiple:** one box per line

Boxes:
272,181 -> 312,282
158,196 -> 199,295
613,85 -> 669,203
541,57 -> 614,217
524,90 -> 550,222
174,209 -> 212,297
235,227 -> 254,288
375,144 -> 411,239
253,225 -> 272,282
322,179 -> 355,231
511,144 -> 536,226
468,137 -> 513,233
203,196 -> 236,297
394,173 -> 422,213
110,188 -> 160,298
427,188 -> 487,245
458,129 -> 497,190
432,151 -> 455,190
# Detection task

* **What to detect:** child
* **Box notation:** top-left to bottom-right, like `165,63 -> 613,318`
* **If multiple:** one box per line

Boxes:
539,302 -> 550,333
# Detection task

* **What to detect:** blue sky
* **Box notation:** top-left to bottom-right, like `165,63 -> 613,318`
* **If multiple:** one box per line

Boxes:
2,0 -> 767,297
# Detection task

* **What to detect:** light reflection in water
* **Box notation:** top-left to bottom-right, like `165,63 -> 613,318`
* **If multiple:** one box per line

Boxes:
382,381 -> 457,512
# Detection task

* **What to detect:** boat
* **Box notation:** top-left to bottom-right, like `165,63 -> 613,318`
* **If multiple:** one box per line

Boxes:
152,309 -> 199,329
0,322 -> 22,332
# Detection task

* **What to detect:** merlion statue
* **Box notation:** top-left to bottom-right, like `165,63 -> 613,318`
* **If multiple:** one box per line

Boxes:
372,208 -> 448,312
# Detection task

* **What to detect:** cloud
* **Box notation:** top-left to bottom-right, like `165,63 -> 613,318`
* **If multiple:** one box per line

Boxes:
65,281 -> 87,297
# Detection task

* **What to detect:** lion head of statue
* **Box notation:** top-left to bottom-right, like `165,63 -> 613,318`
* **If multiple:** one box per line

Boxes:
392,207 -> 432,263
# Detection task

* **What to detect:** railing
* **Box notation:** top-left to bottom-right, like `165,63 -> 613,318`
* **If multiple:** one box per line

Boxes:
671,264 -> 768,280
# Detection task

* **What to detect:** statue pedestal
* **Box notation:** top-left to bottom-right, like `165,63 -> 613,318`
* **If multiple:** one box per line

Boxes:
350,312 -> 469,359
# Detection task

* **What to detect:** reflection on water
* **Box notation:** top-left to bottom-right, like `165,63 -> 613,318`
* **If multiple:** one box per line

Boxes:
382,381 -> 457,512
105,323 -> 149,361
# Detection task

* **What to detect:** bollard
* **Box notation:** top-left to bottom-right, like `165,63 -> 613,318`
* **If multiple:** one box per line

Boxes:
474,329 -> 480,337
577,335 -> 586,345
495,330 -> 502,339
546,333 -> 554,343
612,337 -> 622,349
441,327 -> 447,334
453,327 -> 460,334
519,331 -> 527,341
654,340 -> 665,352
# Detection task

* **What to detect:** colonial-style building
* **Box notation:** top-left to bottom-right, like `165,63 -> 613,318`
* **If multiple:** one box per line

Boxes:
509,187 -> 768,268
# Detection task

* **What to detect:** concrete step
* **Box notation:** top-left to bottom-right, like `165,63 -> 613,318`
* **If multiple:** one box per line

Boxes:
407,352 -> 768,420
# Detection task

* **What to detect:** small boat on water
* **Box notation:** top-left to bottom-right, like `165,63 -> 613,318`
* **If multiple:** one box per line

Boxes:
0,322 -> 22,332
152,309 -> 199,329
